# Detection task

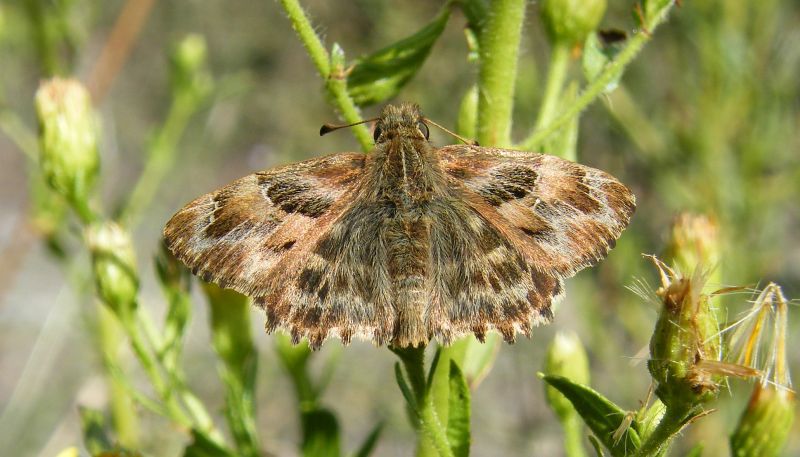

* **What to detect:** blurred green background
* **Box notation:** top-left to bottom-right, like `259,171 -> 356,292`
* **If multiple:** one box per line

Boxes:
0,0 -> 798,456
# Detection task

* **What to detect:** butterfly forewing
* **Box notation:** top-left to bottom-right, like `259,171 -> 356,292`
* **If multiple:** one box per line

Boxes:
163,153 -> 365,297
438,144 -> 635,278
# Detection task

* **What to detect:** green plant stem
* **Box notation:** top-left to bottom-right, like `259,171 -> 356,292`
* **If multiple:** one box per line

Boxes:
278,0 -> 372,151
534,42 -> 571,133
519,3 -> 675,150
634,407 -> 694,457
120,92 -> 199,227
476,0 -> 527,147
97,304 -> 140,448
0,110 -> 38,160
395,346 -> 454,457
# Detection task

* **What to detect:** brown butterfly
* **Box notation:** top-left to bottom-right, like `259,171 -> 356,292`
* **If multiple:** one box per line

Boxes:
164,103 -> 635,350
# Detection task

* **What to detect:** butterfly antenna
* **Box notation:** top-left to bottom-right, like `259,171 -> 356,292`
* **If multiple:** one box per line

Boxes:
423,117 -> 479,146
319,117 -> 378,136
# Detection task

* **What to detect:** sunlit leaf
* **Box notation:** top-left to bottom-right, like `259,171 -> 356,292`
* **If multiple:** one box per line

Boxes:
182,429 -> 235,457
350,422 -> 384,457
541,374 -> 641,457
447,361 -> 471,457
347,8 -> 451,106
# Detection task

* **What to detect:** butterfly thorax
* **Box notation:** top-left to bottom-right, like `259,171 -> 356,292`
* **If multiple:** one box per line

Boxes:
368,103 -> 445,207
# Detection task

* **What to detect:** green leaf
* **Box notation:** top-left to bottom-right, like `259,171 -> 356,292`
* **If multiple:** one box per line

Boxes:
455,0 -> 489,33
79,407 -> 114,456
395,362 -> 417,410
347,7 -> 451,106
540,374 -> 641,457
426,347 -> 443,389
350,422 -> 384,457
588,434 -> 606,457
447,361 -> 471,457
459,333 -> 501,388
301,408 -> 342,457
183,429 -> 235,457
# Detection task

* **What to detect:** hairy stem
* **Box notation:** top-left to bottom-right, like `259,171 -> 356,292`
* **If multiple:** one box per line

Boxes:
634,407 -> 694,457
395,346 -> 454,457
476,0 -> 527,147
120,91 -> 201,227
279,0 -> 371,150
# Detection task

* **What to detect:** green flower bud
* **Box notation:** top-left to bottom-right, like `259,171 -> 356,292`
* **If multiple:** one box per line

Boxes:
544,331 -> 591,418
664,213 -> 719,279
647,261 -> 721,409
540,0 -> 607,47
35,78 -> 100,208
730,384 -> 795,457
170,34 -> 212,101
86,221 -> 138,319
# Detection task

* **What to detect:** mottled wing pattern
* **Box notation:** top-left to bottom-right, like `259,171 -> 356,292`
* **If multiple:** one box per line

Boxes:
163,153 -> 365,299
438,143 -> 635,318
282,192 -> 551,348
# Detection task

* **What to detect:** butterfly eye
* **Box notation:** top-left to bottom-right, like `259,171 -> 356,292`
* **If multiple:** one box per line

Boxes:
373,124 -> 383,142
417,121 -> 430,140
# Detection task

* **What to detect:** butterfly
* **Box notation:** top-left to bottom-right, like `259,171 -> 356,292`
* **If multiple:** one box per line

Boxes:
163,103 -> 635,350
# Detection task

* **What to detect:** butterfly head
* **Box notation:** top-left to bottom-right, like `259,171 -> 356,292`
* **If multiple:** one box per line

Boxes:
373,103 -> 430,144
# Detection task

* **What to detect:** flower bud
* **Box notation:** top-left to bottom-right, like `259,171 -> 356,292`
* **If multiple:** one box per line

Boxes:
86,221 -> 138,319
664,213 -> 719,279
170,34 -> 212,102
647,260 -> 722,409
544,331 -> 591,418
35,78 -> 99,207
540,0 -> 607,47
730,384 -> 795,457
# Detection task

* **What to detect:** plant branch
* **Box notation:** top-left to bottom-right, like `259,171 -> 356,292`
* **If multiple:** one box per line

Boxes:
634,407 -> 695,457
279,0 -> 371,151
393,346 -> 454,457
87,0 -> 157,102
476,0 -> 527,147
519,2 -> 676,150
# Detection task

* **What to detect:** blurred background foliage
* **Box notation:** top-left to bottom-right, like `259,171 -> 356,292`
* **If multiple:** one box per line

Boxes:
0,0 -> 798,456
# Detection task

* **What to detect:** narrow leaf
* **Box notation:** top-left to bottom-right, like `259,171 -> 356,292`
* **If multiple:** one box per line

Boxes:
301,408 -> 342,457
427,347 -> 443,389
347,8 -> 451,106
350,422 -> 384,457
395,362 -> 417,410
460,333 -> 501,388
183,429 -> 235,457
79,407 -> 114,455
455,0 -> 489,33
447,361 -> 471,457
541,374 -> 641,457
